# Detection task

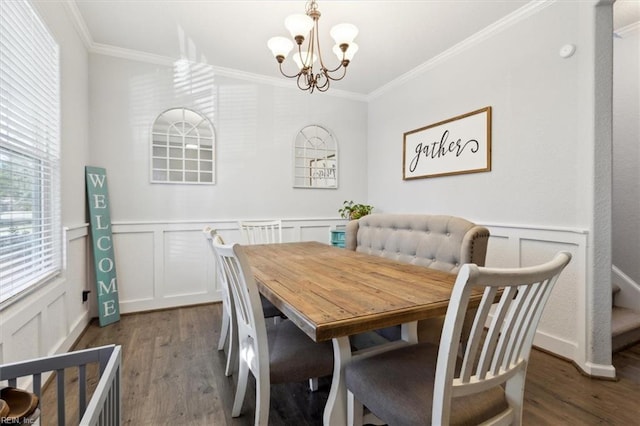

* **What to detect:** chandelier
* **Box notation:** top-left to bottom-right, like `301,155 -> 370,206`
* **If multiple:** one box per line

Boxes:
267,0 -> 358,93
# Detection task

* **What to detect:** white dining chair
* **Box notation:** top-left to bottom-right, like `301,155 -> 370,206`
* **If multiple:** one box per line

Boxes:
345,251 -> 572,426
212,240 -> 334,426
238,220 -> 283,245
203,227 -> 236,377
237,219 -> 322,391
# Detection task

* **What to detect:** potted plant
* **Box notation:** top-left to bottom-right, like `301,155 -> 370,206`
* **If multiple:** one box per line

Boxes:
338,200 -> 373,220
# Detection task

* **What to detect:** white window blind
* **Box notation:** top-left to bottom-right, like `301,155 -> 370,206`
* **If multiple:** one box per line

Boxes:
0,0 -> 61,303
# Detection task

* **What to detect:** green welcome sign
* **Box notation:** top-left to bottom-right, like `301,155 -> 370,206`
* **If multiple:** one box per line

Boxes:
85,166 -> 120,326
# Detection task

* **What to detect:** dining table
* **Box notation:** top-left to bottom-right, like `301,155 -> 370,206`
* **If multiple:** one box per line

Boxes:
242,241 -> 482,426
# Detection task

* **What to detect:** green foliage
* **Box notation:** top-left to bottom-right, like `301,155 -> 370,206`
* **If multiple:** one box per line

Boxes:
338,200 -> 373,220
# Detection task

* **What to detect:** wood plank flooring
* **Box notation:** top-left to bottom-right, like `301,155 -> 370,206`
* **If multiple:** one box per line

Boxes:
39,304 -> 640,425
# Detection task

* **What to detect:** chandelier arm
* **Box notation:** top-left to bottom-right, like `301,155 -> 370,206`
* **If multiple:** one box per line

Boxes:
316,75 -> 330,91
278,62 -> 305,79
324,65 -> 348,82
297,72 -> 312,91
324,60 -> 347,74
317,81 -> 330,92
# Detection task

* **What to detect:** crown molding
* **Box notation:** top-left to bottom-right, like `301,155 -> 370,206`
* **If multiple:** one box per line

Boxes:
62,0 -> 93,49
366,0 -> 556,102
89,43 -> 367,101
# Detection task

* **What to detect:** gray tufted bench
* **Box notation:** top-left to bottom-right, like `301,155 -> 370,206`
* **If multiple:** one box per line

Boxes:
345,213 -> 490,342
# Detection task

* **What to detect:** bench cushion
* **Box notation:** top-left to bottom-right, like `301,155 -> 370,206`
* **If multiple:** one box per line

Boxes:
346,214 -> 489,273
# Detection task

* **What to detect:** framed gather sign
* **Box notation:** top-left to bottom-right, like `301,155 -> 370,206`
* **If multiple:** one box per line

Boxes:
403,106 -> 492,180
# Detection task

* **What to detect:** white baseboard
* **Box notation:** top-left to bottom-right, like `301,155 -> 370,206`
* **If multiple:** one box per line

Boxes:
578,361 -> 617,379
532,330 -> 578,362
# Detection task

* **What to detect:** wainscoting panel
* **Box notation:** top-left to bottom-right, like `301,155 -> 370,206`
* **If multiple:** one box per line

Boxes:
110,218 -> 347,314
45,294 -> 68,357
484,224 -> 589,364
9,313 -> 42,364
0,224 -> 92,371
113,231 -> 155,305
163,230 -> 214,298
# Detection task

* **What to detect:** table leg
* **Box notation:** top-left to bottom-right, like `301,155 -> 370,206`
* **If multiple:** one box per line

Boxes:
323,336 -> 351,426
401,320 -> 418,343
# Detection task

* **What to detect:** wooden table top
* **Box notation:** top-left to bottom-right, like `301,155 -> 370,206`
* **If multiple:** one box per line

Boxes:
242,241 -> 470,342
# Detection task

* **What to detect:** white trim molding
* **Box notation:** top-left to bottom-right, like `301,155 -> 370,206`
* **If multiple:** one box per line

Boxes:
366,0 -> 557,101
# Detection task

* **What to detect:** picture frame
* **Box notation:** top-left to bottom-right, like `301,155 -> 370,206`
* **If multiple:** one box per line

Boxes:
403,106 -> 491,180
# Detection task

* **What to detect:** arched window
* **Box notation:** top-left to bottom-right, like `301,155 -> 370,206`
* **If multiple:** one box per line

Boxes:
293,125 -> 338,189
151,108 -> 215,184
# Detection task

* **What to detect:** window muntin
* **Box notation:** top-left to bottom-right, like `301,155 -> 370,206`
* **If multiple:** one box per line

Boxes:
0,0 -> 61,304
151,108 -> 216,184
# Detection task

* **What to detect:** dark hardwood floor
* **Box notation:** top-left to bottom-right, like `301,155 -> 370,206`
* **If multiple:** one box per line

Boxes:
39,304 -> 640,425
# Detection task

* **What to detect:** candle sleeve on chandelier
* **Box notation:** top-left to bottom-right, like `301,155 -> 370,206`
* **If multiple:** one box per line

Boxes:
333,42 -> 358,62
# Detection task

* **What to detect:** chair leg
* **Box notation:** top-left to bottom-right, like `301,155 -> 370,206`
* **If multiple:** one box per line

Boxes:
255,372 -> 271,426
505,369 -> 526,426
232,359 -> 249,417
218,308 -> 229,351
347,390 -> 364,426
308,377 -> 318,391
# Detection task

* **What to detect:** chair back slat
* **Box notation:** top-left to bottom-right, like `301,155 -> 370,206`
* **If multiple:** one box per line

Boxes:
433,251 -> 571,425
503,283 -> 543,370
460,286 -> 497,382
490,284 -> 532,376
475,285 -> 518,379
239,220 -> 282,244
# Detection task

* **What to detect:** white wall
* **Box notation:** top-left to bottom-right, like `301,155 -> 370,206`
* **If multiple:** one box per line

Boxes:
613,23 -> 640,287
88,54 -> 368,222
366,1 -> 614,376
0,2 -> 92,365
84,52 -> 367,312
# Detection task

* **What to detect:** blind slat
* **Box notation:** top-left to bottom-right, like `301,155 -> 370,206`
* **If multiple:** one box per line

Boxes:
0,0 -> 61,303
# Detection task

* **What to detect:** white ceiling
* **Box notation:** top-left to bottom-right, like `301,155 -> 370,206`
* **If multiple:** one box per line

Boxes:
71,0 -> 640,96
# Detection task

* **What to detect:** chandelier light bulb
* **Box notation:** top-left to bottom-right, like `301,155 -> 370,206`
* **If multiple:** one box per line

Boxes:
268,36 -> 294,60
285,14 -> 314,41
330,23 -> 358,45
